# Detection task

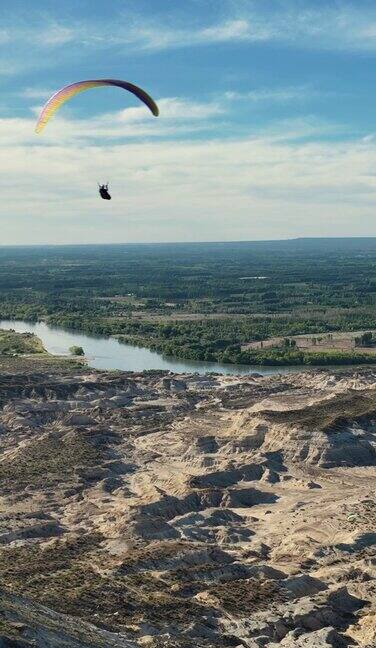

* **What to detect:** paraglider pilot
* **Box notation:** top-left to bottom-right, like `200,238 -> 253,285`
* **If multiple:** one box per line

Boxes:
99,183 -> 111,200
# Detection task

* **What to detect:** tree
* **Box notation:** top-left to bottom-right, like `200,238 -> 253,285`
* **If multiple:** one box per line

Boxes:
355,332 -> 374,347
69,345 -> 84,356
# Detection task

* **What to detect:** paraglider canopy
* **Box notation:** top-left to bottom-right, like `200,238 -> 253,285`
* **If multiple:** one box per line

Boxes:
35,79 -> 159,133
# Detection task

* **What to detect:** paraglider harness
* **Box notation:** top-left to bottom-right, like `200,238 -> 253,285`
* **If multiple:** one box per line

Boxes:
98,183 -> 111,200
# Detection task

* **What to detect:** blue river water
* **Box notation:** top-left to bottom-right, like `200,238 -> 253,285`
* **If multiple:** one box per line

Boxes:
0,319 -> 300,376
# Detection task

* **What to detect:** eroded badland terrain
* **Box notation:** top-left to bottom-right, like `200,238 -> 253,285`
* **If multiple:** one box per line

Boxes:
0,355 -> 374,647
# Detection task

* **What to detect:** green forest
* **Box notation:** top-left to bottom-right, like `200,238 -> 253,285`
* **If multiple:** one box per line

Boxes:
0,239 -> 376,366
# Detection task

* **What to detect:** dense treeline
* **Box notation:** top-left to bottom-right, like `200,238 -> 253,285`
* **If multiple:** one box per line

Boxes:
0,240 -> 375,366
227,349 -> 376,366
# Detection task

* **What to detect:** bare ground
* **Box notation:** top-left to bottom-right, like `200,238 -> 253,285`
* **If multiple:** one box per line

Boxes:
243,329 -> 376,354
0,360 -> 374,647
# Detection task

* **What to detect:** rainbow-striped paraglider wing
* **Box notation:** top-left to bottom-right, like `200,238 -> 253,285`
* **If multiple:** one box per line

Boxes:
35,79 -> 159,133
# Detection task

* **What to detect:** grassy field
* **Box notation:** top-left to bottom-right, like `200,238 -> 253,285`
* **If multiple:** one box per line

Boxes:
0,330 -> 45,355
0,330 -> 85,374
243,330 -> 376,354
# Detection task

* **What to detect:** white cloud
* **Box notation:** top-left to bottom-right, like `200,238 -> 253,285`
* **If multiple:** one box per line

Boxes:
110,97 -> 224,124
4,3 -> 376,56
15,95 -> 337,147
199,19 -> 251,42
0,106 -> 375,244
36,23 -> 76,46
104,4 -> 376,53
225,86 -> 321,103
10,97 -> 224,146
20,88 -> 53,100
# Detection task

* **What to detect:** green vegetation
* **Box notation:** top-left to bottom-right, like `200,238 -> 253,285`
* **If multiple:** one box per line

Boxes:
69,345 -> 84,356
355,331 -> 376,347
225,348 -> 376,366
0,239 -> 375,366
0,330 -> 44,355
0,354 -> 85,374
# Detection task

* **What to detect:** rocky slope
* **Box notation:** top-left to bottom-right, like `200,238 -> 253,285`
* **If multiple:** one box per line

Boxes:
0,363 -> 374,647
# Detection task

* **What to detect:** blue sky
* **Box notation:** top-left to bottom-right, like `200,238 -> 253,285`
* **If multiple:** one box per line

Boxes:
1,0 -> 376,243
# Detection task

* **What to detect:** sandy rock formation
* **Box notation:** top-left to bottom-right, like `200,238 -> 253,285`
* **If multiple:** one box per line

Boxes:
0,366 -> 373,646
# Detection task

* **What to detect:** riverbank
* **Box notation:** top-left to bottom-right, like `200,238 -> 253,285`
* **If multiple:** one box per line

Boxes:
0,320 -> 376,375
0,329 -> 45,355
45,311 -> 376,367
227,347 -> 376,366
0,319 -> 293,375
0,329 -> 86,374
1,319 -> 376,374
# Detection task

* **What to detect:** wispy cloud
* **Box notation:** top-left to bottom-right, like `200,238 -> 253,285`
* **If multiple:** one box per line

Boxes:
101,3 -> 376,53
36,23 -> 76,46
109,97 -> 224,124
4,3 -> 376,56
23,94 -> 342,146
20,88 -> 53,100
225,85 -> 323,103
0,97 -> 225,146
131,18 -> 257,50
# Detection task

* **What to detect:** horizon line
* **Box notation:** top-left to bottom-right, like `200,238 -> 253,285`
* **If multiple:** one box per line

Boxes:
1,236 -> 376,248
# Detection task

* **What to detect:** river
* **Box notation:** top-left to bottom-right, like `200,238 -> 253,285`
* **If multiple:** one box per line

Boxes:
0,319 -> 301,376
